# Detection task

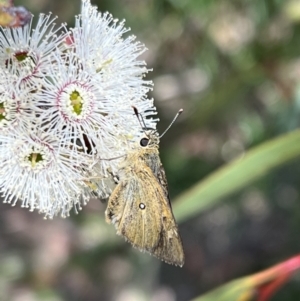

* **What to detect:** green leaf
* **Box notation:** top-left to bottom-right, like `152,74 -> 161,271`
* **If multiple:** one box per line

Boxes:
190,254 -> 300,301
173,130 -> 300,223
190,278 -> 252,301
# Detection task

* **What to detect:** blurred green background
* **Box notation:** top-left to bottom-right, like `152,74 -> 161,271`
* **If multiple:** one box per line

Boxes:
3,0 -> 300,300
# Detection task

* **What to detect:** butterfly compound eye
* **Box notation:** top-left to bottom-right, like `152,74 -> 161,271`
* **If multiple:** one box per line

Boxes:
140,138 -> 149,147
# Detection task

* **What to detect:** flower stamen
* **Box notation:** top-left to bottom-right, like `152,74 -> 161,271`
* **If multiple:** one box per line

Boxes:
15,51 -> 29,62
0,103 -> 6,121
28,152 -> 43,168
70,90 -> 83,115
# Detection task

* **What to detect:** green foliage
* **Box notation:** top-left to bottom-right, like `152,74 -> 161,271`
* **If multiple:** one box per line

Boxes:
173,130 -> 300,223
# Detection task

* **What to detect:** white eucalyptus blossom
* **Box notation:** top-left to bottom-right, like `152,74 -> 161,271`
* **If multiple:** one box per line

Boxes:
69,0 -> 158,165
36,51 -> 113,153
71,0 -> 154,112
0,0 -> 159,217
0,73 -> 41,130
0,13 -> 68,88
0,127 -> 92,217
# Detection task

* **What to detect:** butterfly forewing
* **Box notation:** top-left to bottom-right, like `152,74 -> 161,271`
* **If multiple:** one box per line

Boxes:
106,166 -> 162,250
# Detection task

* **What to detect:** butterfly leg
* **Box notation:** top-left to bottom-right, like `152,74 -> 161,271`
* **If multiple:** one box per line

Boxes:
107,167 -> 120,184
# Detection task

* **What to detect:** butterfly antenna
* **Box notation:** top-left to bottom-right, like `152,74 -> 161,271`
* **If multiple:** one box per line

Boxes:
132,106 -> 148,131
159,108 -> 183,138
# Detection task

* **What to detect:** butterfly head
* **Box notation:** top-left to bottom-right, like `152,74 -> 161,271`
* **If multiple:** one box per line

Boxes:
139,130 -> 159,149
132,106 -> 182,149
